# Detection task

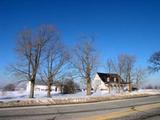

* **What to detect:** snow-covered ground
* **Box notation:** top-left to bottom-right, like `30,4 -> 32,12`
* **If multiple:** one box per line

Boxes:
0,89 -> 160,101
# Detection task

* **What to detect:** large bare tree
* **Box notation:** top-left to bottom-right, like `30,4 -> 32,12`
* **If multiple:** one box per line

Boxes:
72,37 -> 98,95
117,54 -> 127,77
40,39 -> 69,97
105,59 -> 116,73
134,68 -> 147,89
13,25 -> 57,98
125,55 -> 136,92
105,54 -> 136,92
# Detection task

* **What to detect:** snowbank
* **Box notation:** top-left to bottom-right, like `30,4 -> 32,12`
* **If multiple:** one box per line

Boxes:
0,89 -> 159,108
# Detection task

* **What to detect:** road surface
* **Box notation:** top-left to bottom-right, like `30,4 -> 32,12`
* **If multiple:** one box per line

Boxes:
0,95 -> 160,120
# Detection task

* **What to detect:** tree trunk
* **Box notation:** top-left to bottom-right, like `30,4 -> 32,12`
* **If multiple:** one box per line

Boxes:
128,74 -> 132,92
47,78 -> 52,97
86,79 -> 91,95
118,77 -> 120,93
47,88 -> 51,97
129,83 -> 132,92
29,80 -> 35,98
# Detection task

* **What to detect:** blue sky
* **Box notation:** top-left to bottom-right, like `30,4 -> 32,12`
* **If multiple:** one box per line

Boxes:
0,0 -> 160,86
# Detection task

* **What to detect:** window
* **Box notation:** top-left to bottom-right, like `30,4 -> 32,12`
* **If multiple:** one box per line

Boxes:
114,77 -> 116,82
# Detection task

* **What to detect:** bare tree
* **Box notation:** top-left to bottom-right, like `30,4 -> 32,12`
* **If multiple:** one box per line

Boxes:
106,54 -> 136,92
116,54 -> 136,92
105,59 -> 116,73
134,68 -> 147,89
148,50 -> 160,72
72,37 -> 98,95
123,54 -> 136,92
40,40 -> 69,97
117,54 -> 127,77
105,55 -> 128,77
12,25 -> 57,98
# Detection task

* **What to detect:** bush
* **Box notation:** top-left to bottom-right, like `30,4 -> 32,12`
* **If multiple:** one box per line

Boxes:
3,84 -> 16,91
62,79 -> 80,94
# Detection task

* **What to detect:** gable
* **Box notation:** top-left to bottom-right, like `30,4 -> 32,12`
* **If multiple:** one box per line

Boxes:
92,73 -> 107,90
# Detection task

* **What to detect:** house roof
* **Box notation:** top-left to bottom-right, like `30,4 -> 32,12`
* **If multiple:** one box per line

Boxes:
97,72 -> 128,84
35,80 -> 46,85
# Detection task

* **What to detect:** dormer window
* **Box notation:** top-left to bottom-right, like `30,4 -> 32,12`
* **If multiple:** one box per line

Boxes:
107,77 -> 110,82
114,77 -> 116,82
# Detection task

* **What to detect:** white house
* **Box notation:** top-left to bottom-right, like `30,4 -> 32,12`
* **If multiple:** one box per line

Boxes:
26,80 -> 61,93
92,72 -> 130,93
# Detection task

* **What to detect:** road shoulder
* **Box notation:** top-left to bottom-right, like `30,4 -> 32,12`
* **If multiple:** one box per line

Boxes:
81,103 -> 160,120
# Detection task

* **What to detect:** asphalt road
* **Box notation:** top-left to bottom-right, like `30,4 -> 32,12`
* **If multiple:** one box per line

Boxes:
0,95 -> 160,120
113,107 -> 160,120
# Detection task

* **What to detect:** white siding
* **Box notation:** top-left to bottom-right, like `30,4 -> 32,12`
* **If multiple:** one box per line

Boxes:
92,74 -> 107,91
26,82 -> 60,93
